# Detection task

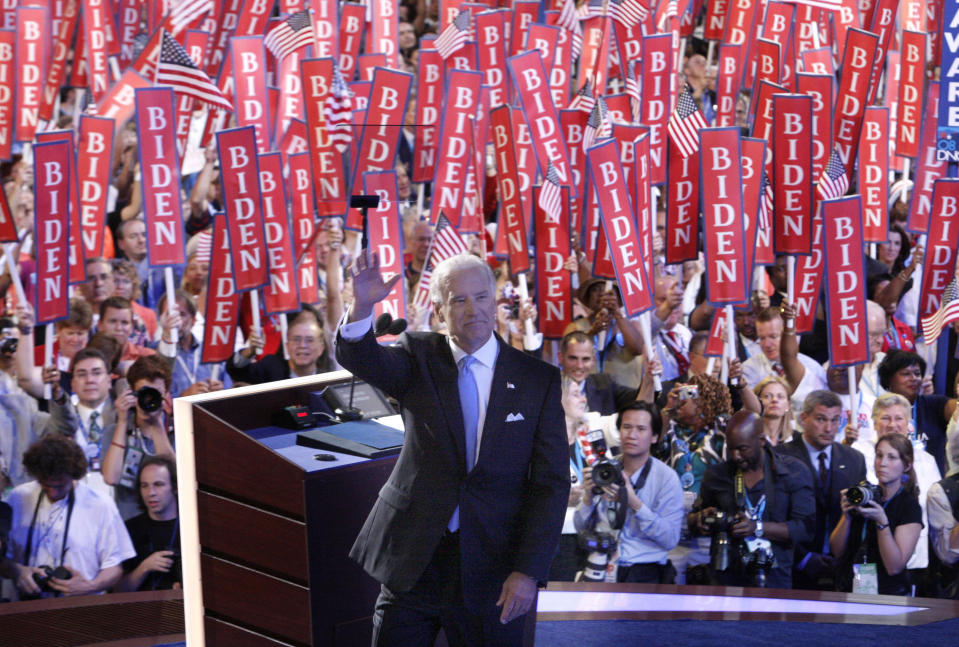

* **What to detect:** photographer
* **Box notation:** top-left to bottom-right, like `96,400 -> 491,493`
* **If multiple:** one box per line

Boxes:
574,402 -> 684,583
690,411 -> 814,588
830,434 -> 922,595
102,356 -> 175,520
0,435 -> 134,600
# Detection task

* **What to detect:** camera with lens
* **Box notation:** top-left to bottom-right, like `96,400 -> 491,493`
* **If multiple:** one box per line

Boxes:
577,530 -> 618,582
677,384 -> 699,402
0,335 -> 17,355
591,458 -> 624,494
702,509 -> 737,572
136,386 -> 164,413
31,564 -> 72,593
845,481 -> 883,507
740,537 -> 776,588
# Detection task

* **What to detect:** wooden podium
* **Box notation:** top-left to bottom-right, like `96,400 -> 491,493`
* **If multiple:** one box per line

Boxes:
173,371 -> 397,647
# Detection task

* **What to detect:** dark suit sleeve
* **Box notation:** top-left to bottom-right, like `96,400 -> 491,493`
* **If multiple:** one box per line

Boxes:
334,328 -> 414,399
511,367 -> 571,584
612,382 -> 640,412
783,458 -> 815,546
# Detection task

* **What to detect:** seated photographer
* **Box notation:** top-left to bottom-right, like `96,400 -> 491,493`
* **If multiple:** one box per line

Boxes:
928,423 -> 959,598
0,435 -> 134,600
574,402 -> 684,583
689,411 -> 815,589
117,455 -> 181,592
102,356 -> 175,520
830,434 -> 922,595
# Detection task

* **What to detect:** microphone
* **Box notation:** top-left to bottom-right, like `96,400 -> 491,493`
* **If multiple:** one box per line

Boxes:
338,313 -> 409,422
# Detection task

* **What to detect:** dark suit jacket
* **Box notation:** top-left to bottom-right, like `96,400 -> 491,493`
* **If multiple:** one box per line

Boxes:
226,352 -> 291,385
776,438 -> 866,561
336,328 -> 569,611
583,373 -> 638,416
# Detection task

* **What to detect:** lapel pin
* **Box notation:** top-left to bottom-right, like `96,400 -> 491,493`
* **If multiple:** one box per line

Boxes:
506,382 -> 515,389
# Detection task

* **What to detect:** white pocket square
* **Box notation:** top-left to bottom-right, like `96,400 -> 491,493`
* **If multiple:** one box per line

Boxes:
506,412 -> 525,422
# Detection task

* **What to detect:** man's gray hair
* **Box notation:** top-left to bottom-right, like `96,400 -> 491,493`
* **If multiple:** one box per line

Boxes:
802,389 -> 842,416
872,392 -> 911,421
429,253 -> 496,306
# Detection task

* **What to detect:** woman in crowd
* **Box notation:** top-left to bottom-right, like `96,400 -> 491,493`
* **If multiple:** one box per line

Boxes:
112,259 -> 156,346
830,433 -> 922,595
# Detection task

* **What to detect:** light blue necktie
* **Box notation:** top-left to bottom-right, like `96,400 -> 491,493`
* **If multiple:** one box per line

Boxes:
449,355 -> 479,532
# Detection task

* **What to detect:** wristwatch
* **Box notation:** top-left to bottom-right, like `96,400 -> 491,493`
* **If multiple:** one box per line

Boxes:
755,520 -> 764,538
875,522 -> 889,532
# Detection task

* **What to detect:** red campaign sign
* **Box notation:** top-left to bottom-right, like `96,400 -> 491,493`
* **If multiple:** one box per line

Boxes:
793,209 -> 825,333
884,50 -> 904,173
750,40 -> 782,121
370,0 -> 399,70
351,67 -> 412,188
859,107 -> 889,243
510,1 -> 539,56
93,69 -> 151,126
545,9 -> 574,111
822,196 -> 869,367
38,1 -> 77,123
311,0 -> 337,58
202,214 -> 241,364
633,133 -> 654,285
288,152 -> 319,305
34,140 -> 71,324
413,49 -> 443,184
0,30 -> 13,160
800,48 -> 835,77
0,189 -> 15,243
231,37 -> 272,153
176,30 -> 209,158
444,41 -> 478,75
233,0 -> 274,38
560,110 -> 588,234
641,34 -> 672,185
440,0 -> 467,32
795,73 -> 833,177
275,52 -> 303,156
77,115 -> 114,259
35,131 -> 83,285
832,28 -> 878,167
610,123 -> 645,195
832,0 -> 860,53
258,152 -> 299,314
704,0 -> 729,41
772,94 -> 813,256
723,0 -> 759,88
363,171 -> 407,328
577,17 -> 612,98
907,82 -> 945,234
216,126 -> 268,291
14,6 -> 49,143
741,137 -> 769,268
699,128 -> 748,306
476,10 -> 508,108
359,54 -> 388,81
525,24 -> 559,75
431,69 -> 482,227
204,0 -> 241,80
71,21 -> 89,89
82,0 -> 111,101
605,94 -> 631,125
761,2 -> 795,89
667,140 -> 700,265
135,88 -> 186,268
705,309 -> 727,357
512,111 -> 536,228
929,0 -> 942,65
715,44 -> 741,128
338,2 -> 365,81
896,30 -> 926,159
587,139 -> 653,316
490,106 -> 530,273
750,80 -> 786,145
117,0 -> 139,68
918,180 -> 959,320
300,58 -> 345,219
901,0 -> 927,30
507,50 -> 575,196
535,185 -> 572,339
864,0 -> 898,105
583,184 -> 606,269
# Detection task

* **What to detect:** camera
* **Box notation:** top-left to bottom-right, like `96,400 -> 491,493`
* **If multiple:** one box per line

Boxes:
136,386 -> 164,413
0,335 -> 17,354
591,458 -> 624,493
677,384 -> 699,402
578,530 -> 617,582
31,565 -> 72,593
740,537 -> 776,588
845,481 -> 883,507
702,510 -> 736,572
508,296 -> 520,319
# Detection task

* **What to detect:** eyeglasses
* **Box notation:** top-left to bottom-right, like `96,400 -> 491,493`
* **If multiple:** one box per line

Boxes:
289,336 -> 320,346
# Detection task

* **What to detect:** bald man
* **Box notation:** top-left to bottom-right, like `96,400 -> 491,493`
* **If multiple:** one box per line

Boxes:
689,410 -> 814,588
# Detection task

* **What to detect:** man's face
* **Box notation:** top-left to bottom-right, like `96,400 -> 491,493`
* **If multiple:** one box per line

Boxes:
734,309 -> 757,340
38,474 -> 74,503
81,262 -> 114,305
826,364 -> 863,393
435,266 -> 496,354
867,309 -> 886,357
801,404 -> 841,450
287,320 -> 325,370
174,299 -> 194,337
560,340 -> 596,382
874,404 -> 910,437
57,325 -> 89,359
726,424 -> 763,472
71,357 -> 111,408
411,223 -> 432,263
100,306 -> 134,347
768,257 -> 788,291
118,220 -> 147,260
620,409 -> 656,459
756,318 -> 783,361
140,463 -> 177,519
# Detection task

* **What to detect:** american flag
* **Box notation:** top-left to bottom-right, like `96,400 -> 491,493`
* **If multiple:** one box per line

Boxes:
582,96 -> 611,151
434,9 -> 470,59
667,84 -> 709,158
788,0 -> 843,10
658,0 -> 678,29
169,0 -> 214,34
758,169 -> 773,231
567,78 -> 595,113
324,64 -> 353,153
626,61 -> 641,122
816,149 -> 849,200
557,0 -> 583,59
264,10 -> 314,60
921,278 -> 959,344
157,31 -> 233,111
583,0 -> 607,18
539,163 -> 562,223
413,214 -> 468,307
610,0 -> 649,28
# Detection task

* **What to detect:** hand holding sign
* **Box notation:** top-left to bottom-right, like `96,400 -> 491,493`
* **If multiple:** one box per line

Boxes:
349,251 -> 402,322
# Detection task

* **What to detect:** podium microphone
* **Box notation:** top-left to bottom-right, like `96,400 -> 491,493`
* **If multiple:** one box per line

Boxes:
338,313 -> 407,422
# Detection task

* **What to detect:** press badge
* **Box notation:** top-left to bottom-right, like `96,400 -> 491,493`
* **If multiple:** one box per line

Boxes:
119,446 -> 145,489
852,562 -> 879,595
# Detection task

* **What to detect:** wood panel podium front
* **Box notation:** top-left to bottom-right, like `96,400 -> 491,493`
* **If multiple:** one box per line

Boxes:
173,371 -> 398,647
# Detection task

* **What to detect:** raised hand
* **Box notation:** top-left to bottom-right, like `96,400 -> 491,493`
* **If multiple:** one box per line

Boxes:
348,251 -> 401,321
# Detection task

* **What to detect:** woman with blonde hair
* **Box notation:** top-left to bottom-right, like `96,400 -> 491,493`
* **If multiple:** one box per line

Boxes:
753,376 -> 795,446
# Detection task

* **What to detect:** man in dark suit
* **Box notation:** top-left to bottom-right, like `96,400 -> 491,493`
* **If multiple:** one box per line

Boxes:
336,252 -> 569,646
559,331 -> 639,415
776,390 -> 866,590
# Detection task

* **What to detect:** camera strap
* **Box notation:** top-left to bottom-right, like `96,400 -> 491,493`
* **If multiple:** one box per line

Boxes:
608,459 -> 653,529
23,488 -> 75,568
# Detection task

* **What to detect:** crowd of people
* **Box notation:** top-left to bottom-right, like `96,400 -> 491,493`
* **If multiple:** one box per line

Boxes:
0,0 -> 956,612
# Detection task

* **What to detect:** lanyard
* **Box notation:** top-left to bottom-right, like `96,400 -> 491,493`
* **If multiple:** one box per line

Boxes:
570,442 -> 584,484
24,489 -> 75,568
175,346 -> 201,385
736,471 -> 767,521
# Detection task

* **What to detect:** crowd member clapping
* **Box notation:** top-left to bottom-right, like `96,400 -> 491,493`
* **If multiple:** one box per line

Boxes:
156,290 -> 230,399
